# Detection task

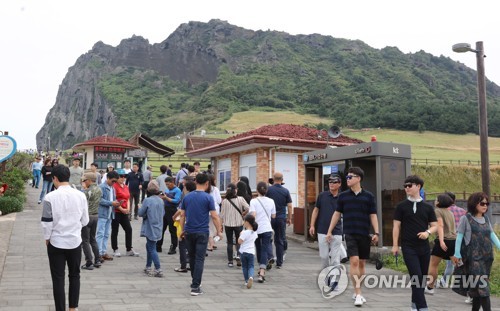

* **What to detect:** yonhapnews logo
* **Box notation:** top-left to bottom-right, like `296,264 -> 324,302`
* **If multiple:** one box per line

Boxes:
317,264 -> 349,299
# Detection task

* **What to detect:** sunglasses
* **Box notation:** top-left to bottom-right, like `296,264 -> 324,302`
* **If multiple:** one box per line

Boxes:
119,175 -> 127,178
110,179 -> 118,183
328,180 -> 341,184
346,175 -> 359,180
82,179 -> 88,183
479,201 -> 490,207
403,183 -> 414,188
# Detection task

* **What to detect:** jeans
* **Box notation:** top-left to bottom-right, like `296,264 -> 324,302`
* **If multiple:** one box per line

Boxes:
185,232 -> 209,289
255,231 -> 273,269
157,208 -> 178,250
241,252 -> 255,282
179,239 -> 188,269
33,170 -> 41,188
402,244 -> 431,310
317,233 -> 347,269
81,215 -> 99,263
271,218 -> 287,266
111,212 -> 133,251
47,242 -> 81,311
129,192 -> 140,217
96,217 -> 112,256
39,180 -> 53,201
225,226 -> 243,262
146,238 -> 161,269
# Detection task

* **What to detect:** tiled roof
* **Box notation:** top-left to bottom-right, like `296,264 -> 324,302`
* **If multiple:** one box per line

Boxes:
73,135 -> 138,149
223,124 -> 363,144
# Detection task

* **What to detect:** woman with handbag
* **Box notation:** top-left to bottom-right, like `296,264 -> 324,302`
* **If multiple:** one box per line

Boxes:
452,192 -> 500,311
249,181 -> 276,283
220,183 -> 249,267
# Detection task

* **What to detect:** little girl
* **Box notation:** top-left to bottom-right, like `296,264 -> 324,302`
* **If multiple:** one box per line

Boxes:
238,214 -> 259,288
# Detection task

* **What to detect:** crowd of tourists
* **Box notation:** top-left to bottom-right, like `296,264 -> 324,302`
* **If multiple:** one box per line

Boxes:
37,155 -> 296,310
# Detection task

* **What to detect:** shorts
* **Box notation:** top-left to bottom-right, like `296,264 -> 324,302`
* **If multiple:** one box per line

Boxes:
345,234 -> 371,260
431,239 -> 455,260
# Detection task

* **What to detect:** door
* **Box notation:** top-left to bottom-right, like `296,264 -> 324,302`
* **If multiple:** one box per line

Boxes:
275,152 -> 298,207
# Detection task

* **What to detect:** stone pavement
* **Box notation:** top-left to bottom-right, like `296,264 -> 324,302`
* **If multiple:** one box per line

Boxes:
0,185 -> 499,310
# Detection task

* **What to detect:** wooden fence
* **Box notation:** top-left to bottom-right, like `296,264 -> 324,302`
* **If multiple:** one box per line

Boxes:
427,191 -> 500,201
412,158 -> 500,166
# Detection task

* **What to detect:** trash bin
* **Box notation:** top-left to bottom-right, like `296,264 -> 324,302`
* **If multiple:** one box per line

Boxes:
293,207 -> 304,235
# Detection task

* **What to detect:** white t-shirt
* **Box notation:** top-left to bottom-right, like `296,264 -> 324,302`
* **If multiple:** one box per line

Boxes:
239,229 -> 257,255
249,197 -> 276,234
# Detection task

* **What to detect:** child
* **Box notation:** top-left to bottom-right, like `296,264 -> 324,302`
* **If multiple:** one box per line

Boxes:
138,181 -> 165,277
238,214 -> 258,289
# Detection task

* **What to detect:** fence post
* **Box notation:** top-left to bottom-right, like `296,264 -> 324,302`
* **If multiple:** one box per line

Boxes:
463,190 -> 467,200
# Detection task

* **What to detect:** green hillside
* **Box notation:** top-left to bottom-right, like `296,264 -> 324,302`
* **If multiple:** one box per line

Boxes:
95,21 -> 500,140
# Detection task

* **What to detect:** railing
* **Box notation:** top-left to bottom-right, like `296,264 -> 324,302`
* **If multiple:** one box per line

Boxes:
412,158 -> 500,166
427,191 -> 500,202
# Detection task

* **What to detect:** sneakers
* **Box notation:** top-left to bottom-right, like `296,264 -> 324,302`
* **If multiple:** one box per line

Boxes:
81,262 -> 94,270
113,251 -> 121,257
228,262 -> 234,268
276,265 -> 282,269
167,245 -> 177,255
190,287 -> 204,296
258,275 -> 265,283
144,267 -> 152,276
352,294 -> 367,303
247,277 -> 253,289
266,258 -> 275,270
154,269 -> 164,278
126,249 -> 139,257
235,257 -> 241,267
101,254 -> 113,261
93,260 -> 102,268
465,296 -> 473,304
424,286 -> 435,295
38,200 -> 41,204
354,294 -> 365,307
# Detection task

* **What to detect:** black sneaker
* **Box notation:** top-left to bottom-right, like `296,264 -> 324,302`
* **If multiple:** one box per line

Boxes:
168,245 -> 177,255
157,247 -> 162,253
190,287 -> 204,296
93,260 -> 102,268
81,262 -> 94,270
266,258 -> 275,270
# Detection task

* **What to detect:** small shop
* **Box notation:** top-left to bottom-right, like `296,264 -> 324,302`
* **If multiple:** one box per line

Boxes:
303,141 -> 412,246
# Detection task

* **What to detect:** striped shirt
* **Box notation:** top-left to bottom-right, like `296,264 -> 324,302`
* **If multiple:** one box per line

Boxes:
336,188 -> 376,236
220,197 -> 249,227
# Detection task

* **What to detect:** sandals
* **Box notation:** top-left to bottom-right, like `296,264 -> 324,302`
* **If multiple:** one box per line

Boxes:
174,267 -> 188,273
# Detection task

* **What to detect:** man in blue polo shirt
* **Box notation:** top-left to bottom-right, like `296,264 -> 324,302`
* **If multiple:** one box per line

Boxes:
179,173 -> 223,296
309,174 -> 347,269
326,167 -> 379,307
266,172 -> 292,269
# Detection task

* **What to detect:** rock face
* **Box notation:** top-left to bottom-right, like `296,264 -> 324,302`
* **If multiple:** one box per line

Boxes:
36,20 -> 236,150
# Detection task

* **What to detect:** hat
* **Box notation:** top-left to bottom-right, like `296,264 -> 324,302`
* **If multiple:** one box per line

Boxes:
73,157 -> 81,161
147,180 -> 160,193
81,172 -> 97,182
116,169 -> 127,176
328,174 -> 341,182
107,163 -> 114,168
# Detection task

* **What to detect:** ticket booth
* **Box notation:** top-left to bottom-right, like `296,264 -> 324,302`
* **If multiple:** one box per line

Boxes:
304,141 -> 411,246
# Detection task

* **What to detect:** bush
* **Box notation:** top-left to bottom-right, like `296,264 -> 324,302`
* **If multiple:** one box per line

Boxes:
0,196 -> 23,215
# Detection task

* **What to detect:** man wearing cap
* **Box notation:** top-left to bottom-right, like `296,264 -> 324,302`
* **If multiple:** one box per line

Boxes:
81,172 -> 103,270
309,174 -> 347,270
69,158 -> 84,190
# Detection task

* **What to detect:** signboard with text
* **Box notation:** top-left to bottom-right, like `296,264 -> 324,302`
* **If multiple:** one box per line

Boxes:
0,135 -> 17,163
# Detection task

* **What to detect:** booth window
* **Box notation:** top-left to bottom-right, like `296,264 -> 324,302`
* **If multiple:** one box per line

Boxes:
217,158 -> 231,192
239,154 -> 256,191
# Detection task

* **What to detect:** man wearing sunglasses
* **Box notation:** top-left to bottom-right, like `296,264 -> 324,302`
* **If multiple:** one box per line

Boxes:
392,175 -> 437,311
326,167 -> 378,307
309,174 -> 347,271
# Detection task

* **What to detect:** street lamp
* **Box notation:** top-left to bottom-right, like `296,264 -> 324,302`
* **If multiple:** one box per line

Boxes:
452,41 -> 491,221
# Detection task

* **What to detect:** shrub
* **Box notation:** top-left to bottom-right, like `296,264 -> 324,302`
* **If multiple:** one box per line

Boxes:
0,196 -> 23,215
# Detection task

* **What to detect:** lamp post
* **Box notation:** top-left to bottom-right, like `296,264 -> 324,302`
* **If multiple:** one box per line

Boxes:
452,41 -> 491,221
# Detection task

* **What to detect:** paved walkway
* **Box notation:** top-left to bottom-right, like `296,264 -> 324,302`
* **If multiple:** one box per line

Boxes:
0,185 -> 499,310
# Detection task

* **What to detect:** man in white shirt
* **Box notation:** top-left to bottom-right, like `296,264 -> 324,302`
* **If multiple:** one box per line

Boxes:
41,164 -> 89,311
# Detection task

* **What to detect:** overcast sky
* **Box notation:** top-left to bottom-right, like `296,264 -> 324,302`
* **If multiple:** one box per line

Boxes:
1,0 -> 498,150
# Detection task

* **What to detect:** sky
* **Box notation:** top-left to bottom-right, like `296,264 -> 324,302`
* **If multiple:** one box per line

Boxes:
1,0 -> 499,150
